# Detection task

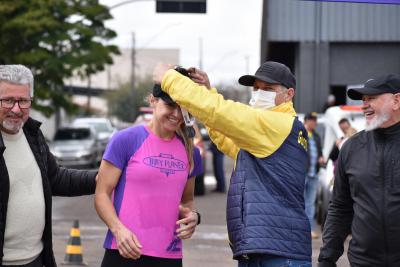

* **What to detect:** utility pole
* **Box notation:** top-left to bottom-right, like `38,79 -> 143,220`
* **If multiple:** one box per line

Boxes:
245,55 -> 249,74
131,32 -> 136,92
86,75 -> 92,115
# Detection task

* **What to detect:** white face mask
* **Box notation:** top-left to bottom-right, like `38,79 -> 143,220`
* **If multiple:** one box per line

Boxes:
249,90 -> 276,109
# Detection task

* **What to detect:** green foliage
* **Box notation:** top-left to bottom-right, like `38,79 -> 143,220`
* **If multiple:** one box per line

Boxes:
0,0 -> 119,116
106,79 -> 153,123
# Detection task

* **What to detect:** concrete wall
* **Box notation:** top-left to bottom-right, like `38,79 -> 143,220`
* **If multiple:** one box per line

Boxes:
265,0 -> 400,42
330,43 -> 400,85
295,42 -> 330,113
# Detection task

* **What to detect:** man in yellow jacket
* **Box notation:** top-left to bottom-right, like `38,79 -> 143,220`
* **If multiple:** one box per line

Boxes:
153,61 -> 311,267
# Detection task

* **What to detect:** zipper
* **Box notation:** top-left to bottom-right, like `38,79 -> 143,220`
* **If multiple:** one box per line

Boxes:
240,186 -> 245,224
380,140 -> 388,266
390,158 -> 395,188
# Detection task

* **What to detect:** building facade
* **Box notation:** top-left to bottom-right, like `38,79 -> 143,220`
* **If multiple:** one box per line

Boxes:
261,0 -> 400,112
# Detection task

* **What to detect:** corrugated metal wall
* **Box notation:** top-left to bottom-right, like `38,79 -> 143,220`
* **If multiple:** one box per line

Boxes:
267,0 -> 400,41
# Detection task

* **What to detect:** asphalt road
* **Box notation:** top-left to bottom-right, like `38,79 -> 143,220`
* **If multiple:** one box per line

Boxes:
51,153 -> 350,267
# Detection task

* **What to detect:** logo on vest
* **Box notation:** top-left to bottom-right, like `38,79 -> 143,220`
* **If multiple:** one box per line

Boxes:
298,130 -> 308,151
143,153 -> 187,176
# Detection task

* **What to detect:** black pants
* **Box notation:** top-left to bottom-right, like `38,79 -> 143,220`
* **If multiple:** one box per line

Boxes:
101,249 -> 182,267
1,256 -> 43,267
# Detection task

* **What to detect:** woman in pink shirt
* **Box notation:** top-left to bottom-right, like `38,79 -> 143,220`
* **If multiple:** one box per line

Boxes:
95,83 -> 203,267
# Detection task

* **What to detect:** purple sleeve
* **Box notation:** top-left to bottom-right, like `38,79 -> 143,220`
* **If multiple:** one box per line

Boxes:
103,126 -> 148,170
189,147 -> 203,178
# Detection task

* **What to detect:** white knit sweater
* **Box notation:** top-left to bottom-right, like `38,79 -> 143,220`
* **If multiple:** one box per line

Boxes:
2,130 -> 45,265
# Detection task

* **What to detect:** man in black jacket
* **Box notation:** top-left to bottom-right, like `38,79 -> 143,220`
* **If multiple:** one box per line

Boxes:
0,65 -> 97,267
318,74 -> 400,267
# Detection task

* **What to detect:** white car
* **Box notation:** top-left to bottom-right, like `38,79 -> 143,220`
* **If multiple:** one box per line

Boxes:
316,105 -> 365,228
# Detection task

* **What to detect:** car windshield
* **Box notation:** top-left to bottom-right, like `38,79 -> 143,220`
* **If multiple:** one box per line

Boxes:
54,129 -> 91,140
88,122 -> 111,133
74,120 -> 112,133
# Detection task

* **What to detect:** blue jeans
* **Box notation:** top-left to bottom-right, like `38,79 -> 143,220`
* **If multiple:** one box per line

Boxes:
238,255 -> 311,267
304,175 -> 319,230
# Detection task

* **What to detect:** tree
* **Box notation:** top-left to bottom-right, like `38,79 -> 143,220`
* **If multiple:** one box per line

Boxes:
0,0 -> 119,116
106,78 -> 153,123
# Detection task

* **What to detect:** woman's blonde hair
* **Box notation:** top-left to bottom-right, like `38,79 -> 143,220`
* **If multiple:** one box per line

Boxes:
176,125 -> 195,173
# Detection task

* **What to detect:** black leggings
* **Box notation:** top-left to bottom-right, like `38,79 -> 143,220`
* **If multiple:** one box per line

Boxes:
101,249 -> 182,267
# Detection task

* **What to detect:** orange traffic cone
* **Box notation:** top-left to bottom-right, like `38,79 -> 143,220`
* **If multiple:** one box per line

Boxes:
62,220 -> 87,265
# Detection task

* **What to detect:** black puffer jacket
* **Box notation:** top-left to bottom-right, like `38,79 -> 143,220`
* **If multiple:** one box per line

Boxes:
0,118 -> 97,267
318,122 -> 400,267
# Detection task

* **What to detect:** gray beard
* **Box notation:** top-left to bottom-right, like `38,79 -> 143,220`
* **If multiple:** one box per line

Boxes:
2,120 -> 24,134
365,112 -> 390,131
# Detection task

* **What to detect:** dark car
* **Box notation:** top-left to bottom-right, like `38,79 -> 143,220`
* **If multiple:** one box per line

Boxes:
71,117 -> 117,155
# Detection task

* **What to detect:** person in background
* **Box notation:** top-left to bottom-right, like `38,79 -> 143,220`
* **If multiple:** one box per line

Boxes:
153,61 -> 311,267
318,74 -> 400,266
303,112 -> 324,239
95,82 -> 203,267
193,123 -> 207,196
209,141 -> 226,193
0,65 -> 97,267
328,118 -> 357,163
323,94 -> 336,111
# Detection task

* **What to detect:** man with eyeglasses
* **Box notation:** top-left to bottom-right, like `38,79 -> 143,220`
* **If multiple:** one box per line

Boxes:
0,65 -> 97,267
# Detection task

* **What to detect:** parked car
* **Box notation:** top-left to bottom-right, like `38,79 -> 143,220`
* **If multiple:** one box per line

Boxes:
133,107 -> 153,126
197,122 -> 210,142
71,117 -> 116,154
315,105 -> 365,229
49,126 -> 102,168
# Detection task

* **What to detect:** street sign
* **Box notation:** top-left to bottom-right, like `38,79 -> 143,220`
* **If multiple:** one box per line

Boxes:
156,0 -> 206,13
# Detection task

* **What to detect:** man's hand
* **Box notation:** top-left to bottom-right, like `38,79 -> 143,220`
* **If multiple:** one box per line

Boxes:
318,156 -> 325,166
188,67 -> 211,89
113,224 -> 142,259
153,63 -> 173,84
176,205 -> 198,239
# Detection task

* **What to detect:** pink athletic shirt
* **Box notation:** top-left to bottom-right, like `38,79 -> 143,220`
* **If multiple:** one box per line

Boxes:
102,125 -> 203,259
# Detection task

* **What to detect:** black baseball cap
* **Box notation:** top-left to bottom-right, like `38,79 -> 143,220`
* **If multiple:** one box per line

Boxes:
153,84 -> 176,105
304,112 -> 318,121
238,61 -> 296,89
347,74 -> 400,100
152,65 -> 191,104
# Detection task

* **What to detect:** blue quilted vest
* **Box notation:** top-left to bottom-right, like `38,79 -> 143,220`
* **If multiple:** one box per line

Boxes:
226,118 -> 311,261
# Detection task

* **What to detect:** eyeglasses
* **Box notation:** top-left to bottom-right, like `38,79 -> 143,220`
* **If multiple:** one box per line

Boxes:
0,98 -> 32,109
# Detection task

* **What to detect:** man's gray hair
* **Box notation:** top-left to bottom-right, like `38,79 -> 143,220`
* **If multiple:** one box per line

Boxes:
0,65 -> 34,97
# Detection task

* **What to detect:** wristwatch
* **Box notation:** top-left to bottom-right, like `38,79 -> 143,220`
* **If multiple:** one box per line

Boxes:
193,210 -> 201,225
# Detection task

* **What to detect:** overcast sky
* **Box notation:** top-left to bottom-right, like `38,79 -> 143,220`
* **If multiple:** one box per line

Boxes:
99,0 -> 263,85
